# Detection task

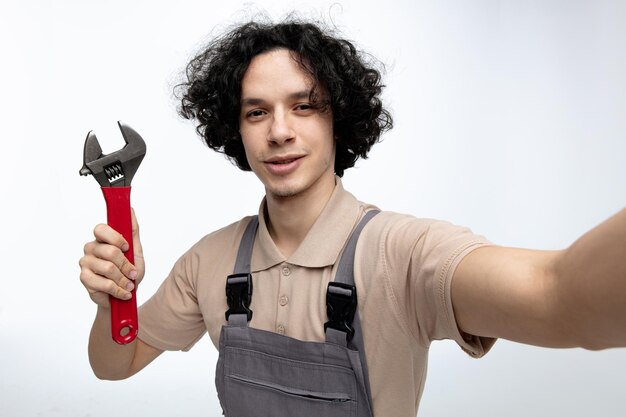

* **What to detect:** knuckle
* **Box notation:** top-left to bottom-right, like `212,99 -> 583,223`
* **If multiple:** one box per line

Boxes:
106,280 -> 118,295
114,285 -> 127,299
119,256 -> 130,270
79,254 -> 95,270
79,270 -> 89,285
103,262 -> 117,276
93,223 -> 107,236
118,276 -> 129,289
83,242 -> 93,254
103,245 -> 118,260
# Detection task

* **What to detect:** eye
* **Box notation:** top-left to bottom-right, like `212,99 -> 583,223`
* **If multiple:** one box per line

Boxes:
246,109 -> 267,119
294,103 -> 314,112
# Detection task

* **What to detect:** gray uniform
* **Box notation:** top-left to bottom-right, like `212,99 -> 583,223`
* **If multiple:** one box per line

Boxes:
216,211 -> 379,416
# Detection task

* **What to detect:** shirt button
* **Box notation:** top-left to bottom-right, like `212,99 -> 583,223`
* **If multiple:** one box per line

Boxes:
277,325 -> 285,335
282,266 -> 291,276
279,295 -> 289,306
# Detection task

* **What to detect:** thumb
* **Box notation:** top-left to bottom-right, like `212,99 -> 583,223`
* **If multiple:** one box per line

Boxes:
130,207 -> 145,280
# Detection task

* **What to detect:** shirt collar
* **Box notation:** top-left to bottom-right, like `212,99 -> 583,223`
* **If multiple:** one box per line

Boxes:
251,178 -> 363,271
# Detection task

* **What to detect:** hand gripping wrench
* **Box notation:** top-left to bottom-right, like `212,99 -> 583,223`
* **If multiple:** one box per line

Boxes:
80,121 -> 146,344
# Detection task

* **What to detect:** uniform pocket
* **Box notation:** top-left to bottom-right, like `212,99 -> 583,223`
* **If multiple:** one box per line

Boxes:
230,374 -> 352,402
225,374 -> 355,417
220,347 -> 358,417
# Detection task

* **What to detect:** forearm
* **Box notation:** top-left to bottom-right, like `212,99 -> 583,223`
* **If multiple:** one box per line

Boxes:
88,306 -> 138,380
553,207 -> 626,350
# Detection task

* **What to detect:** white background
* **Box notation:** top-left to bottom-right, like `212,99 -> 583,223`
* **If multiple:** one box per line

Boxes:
1,0 -> 625,416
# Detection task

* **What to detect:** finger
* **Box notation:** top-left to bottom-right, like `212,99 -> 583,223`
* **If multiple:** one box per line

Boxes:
93,223 -> 130,252
83,241 -> 137,282
79,268 -> 132,301
88,244 -> 138,284
82,255 -> 136,293
130,208 -> 145,280
131,208 -> 142,255
83,240 -> 98,256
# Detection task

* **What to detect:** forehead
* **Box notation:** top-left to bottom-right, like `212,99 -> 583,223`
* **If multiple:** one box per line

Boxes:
240,48 -> 314,97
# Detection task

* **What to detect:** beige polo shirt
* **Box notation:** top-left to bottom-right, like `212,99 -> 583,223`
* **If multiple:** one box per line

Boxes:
138,179 -> 494,416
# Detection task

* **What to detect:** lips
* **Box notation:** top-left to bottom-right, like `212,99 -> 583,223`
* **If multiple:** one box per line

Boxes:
270,158 -> 298,165
264,155 -> 305,175
266,155 -> 304,164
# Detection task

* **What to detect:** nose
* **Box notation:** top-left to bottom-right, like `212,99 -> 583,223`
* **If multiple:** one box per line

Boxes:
269,111 -> 295,145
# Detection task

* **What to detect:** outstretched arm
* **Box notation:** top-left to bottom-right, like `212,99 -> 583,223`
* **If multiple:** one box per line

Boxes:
452,207 -> 626,350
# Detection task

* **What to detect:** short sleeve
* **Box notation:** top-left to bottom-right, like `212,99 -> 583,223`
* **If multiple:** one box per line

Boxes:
378,214 -> 496,358
138,249 -> 206,352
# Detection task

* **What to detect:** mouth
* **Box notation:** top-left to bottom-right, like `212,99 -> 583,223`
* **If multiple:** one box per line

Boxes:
265,155 -> 305,165
263,155 -> 305,175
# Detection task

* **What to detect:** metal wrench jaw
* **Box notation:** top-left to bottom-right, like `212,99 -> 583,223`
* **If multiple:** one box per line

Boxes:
79,121 -> 146,187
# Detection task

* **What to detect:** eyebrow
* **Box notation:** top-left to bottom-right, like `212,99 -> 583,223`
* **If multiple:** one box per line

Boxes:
241,89 -> 312,106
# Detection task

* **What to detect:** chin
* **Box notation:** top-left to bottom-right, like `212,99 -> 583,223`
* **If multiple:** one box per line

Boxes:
268,186 -> 301,199
265,180 -> 306,198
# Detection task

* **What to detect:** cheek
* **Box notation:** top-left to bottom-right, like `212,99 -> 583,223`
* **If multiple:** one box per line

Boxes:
312,114 -> 334,151
239,123 -> 256,148
239,122 -> 267,155
238,133 -> 257,168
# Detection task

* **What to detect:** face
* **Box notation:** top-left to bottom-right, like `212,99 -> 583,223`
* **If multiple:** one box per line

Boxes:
239,48 -> 336,200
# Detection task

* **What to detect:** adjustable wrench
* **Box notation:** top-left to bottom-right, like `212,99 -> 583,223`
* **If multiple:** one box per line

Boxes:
80,121 -> 146,344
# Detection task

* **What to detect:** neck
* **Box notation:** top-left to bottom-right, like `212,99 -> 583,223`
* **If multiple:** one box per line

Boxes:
265,175 -> 336,258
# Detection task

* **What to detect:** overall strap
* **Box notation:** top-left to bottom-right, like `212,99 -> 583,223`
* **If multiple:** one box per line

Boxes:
325,210 -> 380,346
233,216 -> 259,274
225,217 -> 259,326
335,210 -> 380,286
325,210 -> 379,408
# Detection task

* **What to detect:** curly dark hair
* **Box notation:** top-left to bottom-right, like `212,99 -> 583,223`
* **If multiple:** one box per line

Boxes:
177,19 -> 393,177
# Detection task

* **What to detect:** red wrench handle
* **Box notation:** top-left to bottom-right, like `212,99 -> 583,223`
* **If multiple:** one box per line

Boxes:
101,186 -> 138,345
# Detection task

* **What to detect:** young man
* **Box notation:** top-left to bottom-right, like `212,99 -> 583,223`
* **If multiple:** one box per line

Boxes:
79,21 -> 626,416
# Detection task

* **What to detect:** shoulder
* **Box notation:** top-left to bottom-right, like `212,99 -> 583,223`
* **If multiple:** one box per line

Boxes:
158,215 -> 258,301
361,210 -> 483,250
358,209 -> 489,282
173,215 -> 257,273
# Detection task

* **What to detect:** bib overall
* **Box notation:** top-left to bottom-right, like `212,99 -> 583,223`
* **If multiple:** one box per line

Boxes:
215,211 -> 379,416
